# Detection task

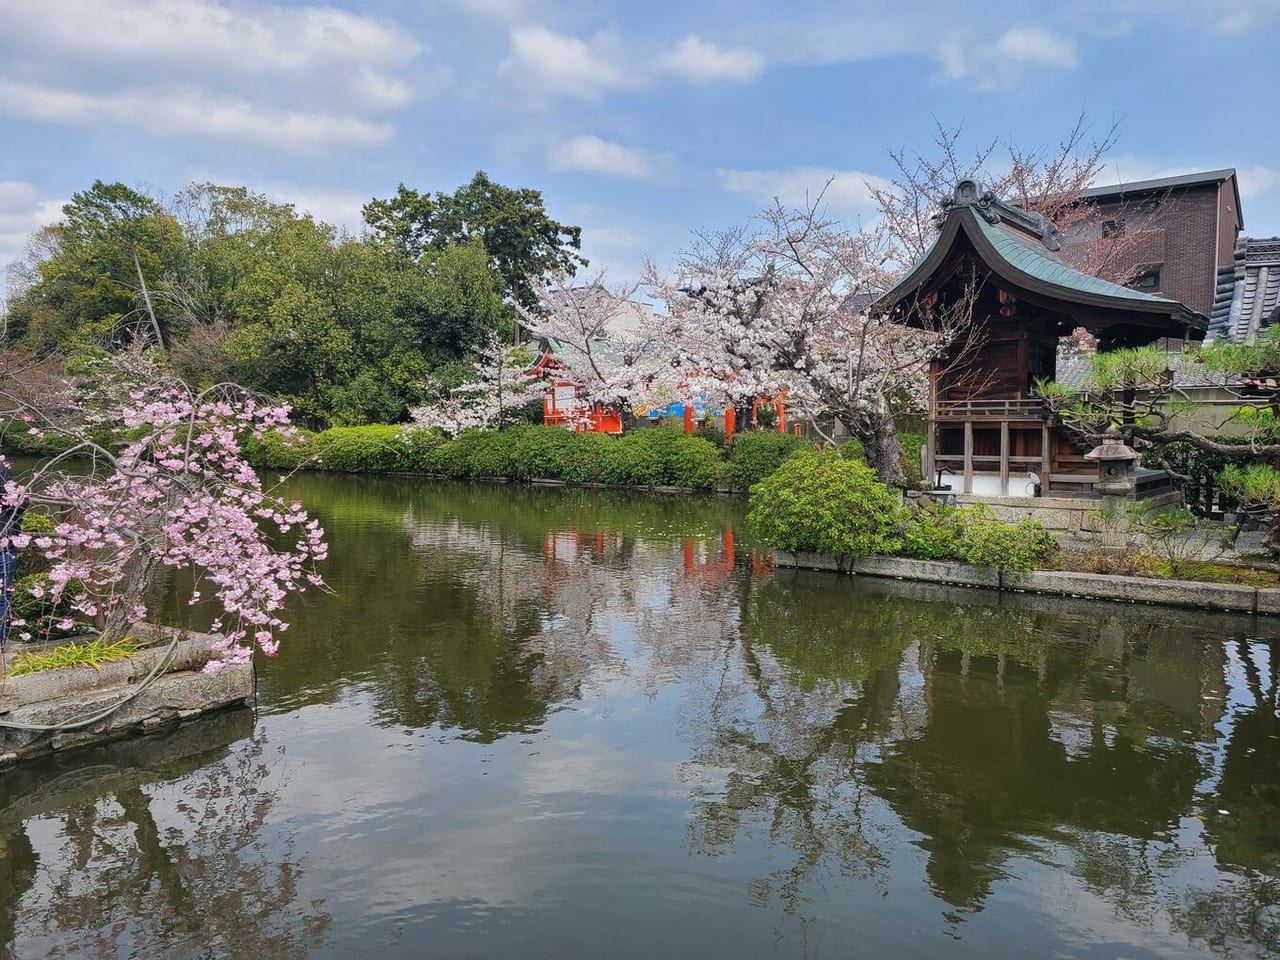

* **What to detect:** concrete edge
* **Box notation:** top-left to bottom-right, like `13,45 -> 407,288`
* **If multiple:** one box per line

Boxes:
776,551 -> 1272,616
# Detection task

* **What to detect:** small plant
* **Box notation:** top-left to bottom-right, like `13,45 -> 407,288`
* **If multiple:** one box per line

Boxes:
1125,504 -> 1230,579
901,504 -> 1057,571
1220,462 -> 1280,551
747,451 -> 905,559
9,634 -> 141,676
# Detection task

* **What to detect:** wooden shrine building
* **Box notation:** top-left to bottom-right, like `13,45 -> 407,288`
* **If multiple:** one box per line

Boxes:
875,179 -> 1207,499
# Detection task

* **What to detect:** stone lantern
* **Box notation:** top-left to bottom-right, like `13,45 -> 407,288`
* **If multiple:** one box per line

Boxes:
1084,428 -> 1139,497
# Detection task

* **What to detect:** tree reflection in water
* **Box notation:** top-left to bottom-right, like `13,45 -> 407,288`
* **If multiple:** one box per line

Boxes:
54,476 -> 1280,958
0,713 -> 330,959
679,569 -> 1280,951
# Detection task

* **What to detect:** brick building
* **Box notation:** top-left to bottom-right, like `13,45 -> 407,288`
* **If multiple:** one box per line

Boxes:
1062,169 -> 1243,317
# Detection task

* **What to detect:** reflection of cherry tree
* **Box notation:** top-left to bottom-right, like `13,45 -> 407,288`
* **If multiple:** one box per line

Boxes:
6,724 -> 330,958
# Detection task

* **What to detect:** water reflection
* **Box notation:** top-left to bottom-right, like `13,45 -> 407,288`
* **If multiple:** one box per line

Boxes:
5,475 -> 1280,958
1,711 -> 329,958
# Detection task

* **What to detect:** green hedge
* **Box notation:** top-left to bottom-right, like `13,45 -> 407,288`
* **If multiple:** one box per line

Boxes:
241,423 -> 726,489
727,431 -> 812,490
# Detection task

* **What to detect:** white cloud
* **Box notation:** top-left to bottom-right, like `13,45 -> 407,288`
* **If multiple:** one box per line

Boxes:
995,26 -> 1078,67
657,34 -> 764,83
1238,165 -> 1280,201
548,136 -> 671,180
502,27 -> 764,100
0,0 -> 424,149
262,186 -> 372,234
500,27 -> 636,99
939,25 -> 1078,90
716,166 -> 892,215
0,80 -> 393,150
0,181 -> 66,299
0,0 -> 419,90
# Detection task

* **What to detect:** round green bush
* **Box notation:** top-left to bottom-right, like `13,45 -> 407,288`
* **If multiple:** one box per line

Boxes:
747,451 -> 905,559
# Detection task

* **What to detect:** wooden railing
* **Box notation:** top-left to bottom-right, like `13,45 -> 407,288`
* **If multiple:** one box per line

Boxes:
935,399 -> 1046,419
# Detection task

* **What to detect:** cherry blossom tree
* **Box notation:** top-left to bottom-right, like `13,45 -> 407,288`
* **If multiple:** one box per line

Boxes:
514,272 -> 675,426
0,345 -> 326,671
648,196 -> 973,484
870,113 -> 1154,283
409,330 -> 543,435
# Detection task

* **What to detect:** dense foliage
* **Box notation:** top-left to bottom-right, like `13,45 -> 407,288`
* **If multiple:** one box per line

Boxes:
746,451 -> 905,559
901,504 -> 1057,571
726,432 -> 812,490
4,176 -> 582,430
242,423 -> 727,489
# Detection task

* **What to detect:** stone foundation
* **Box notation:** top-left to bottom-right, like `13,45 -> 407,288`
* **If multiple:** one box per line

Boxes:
908,490 -> 1183,544
776,551 -> 1280,616
0,627 -> 253,764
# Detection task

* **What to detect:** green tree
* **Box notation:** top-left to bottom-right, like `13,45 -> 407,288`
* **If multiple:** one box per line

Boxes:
6,181 -> 184,351
363,171 -> 585,308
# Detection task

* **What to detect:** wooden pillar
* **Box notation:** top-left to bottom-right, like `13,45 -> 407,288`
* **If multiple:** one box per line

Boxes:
1016,334 -> 1030,400
1041,423 -> 1052,495
724,406 -> 735,444
683,404 -> 694,433
963,420 -> 974,495
925,420 -> 936,489
999,420 -> 1010,496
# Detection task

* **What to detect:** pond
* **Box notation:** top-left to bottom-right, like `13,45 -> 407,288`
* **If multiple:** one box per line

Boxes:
2,475 -> 1279,958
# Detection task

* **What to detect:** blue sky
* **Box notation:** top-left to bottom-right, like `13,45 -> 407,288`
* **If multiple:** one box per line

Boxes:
1,0 -> 1278,288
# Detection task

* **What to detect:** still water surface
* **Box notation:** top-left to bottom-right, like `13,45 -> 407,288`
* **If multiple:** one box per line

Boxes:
2,476 -> 1279,958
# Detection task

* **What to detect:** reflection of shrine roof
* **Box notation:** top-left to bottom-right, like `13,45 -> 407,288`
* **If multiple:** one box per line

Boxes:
878,180 -> 1205,331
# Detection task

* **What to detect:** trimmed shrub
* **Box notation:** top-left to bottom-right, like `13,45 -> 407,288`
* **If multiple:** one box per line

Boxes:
600,430 -> 668,486
240,427 -> 312,470
956,508 -> 1057,571
670,434 -> 725,488
838,439 -> 867,462
507,425 -> 579,480
727,431 -> 811,490
747,451 -> 905,559
240,422 -> 723,489
401,427 -> 449,473
692,424 -> 727,450
308,425 -> 406,473
902,504 -> 1057,572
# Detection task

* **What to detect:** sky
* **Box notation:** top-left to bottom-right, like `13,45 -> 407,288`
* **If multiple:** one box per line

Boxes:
1,0 -> 1278,289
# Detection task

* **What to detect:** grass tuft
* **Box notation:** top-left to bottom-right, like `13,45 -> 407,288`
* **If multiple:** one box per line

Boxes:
9,635 -> 141,676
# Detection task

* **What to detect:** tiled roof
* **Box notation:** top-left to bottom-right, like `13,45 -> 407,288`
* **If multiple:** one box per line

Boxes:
877,179 -> 1202,328
1078,169 -> 1236,200
1054,350 -> 1231,392
1205,237 -> 1280,343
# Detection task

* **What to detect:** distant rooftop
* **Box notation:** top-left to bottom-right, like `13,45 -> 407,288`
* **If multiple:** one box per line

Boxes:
1079,168 -> 1236,200
1206,236 -> 1280,343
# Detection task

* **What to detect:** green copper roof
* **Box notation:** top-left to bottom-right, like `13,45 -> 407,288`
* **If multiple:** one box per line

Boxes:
971,214 -> 1179,306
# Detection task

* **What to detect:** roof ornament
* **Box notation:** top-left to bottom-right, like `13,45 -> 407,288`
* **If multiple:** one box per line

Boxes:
932,178 -> 1061,251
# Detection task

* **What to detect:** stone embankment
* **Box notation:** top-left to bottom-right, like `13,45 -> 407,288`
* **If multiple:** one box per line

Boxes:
0,626 -> 253,765
776,552 -> 1279,616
